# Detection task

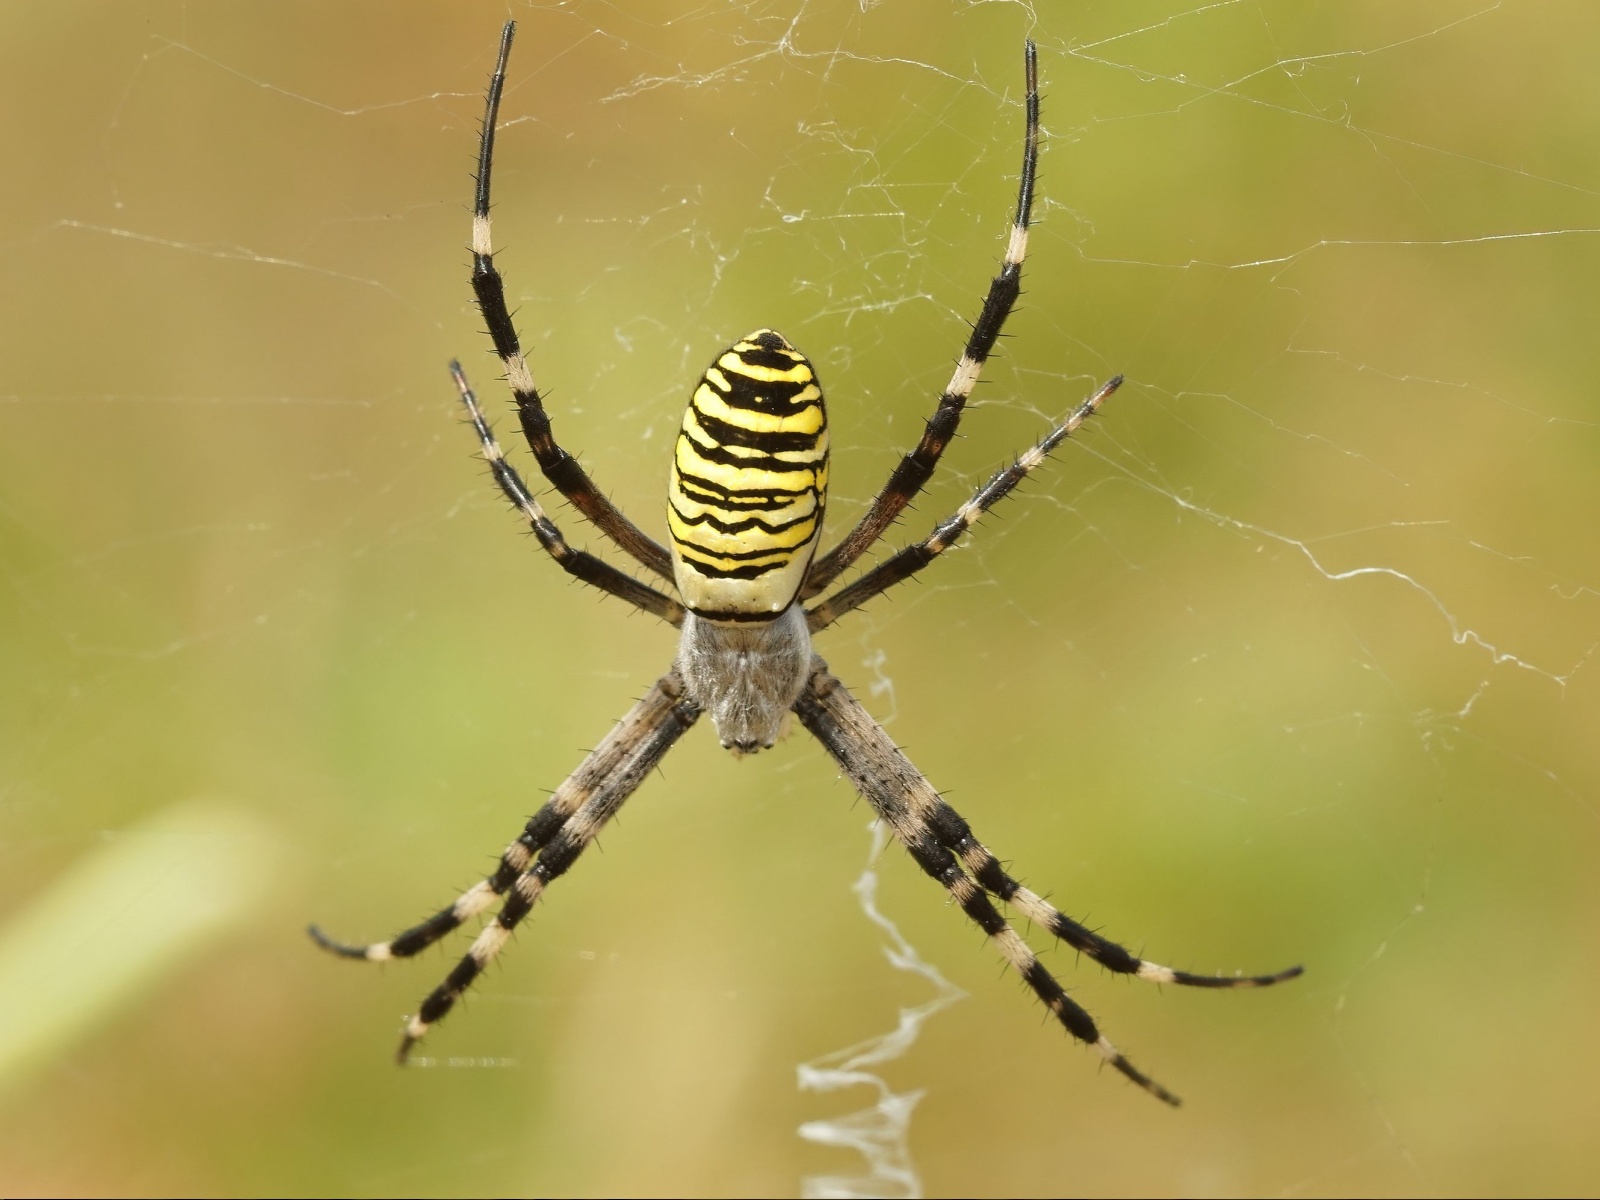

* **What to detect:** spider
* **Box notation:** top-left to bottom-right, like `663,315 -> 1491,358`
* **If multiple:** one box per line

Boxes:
310,21 -> 1302,1107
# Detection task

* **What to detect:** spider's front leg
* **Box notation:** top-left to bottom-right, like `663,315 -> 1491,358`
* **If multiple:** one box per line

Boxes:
451,362 -> 684,626
806,374 -> 1121,632
803,40 -> 1044,596
468,21 -> 674,581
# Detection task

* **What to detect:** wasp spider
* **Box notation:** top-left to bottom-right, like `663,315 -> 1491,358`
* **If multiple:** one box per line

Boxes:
311,22 -> 1302,1106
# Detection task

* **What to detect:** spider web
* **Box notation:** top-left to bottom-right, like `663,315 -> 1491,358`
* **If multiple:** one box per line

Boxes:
1,2 -> 1597,1196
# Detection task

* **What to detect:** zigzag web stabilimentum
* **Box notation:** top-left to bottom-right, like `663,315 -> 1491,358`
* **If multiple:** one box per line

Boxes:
796,818 -> 966,1200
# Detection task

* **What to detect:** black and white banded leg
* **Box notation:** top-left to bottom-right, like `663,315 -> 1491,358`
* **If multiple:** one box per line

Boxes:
793,659 -> 1184,1106
931,809 -> 1303,989
452,362 -> 684,626
311,672 -> 701,1060
470,22 -> 675,582
803,40 -> 1042,597
807,374 -> 1121,631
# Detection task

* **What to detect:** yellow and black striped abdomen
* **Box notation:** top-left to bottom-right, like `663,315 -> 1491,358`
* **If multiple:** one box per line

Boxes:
668,329 -> 829,619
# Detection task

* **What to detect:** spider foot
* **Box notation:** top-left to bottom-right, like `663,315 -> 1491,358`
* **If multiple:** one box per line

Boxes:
396,1017 -> 429,1065
1153,961 -> 1305,989
1098,1037 -> 1181,1107
307,923 -> 391,962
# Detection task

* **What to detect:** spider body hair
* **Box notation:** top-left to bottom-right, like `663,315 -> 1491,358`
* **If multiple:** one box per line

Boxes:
676,604 -> 811,754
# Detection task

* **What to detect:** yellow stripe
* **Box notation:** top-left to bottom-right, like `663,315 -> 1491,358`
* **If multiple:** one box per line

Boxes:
692,384 -> 825,435
668,507 -> 821,556
717,352 -> 814,385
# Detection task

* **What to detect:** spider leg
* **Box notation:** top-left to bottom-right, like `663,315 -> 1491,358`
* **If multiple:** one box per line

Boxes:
793,659 -> 1181,1107
452,362 -> 684,626
926,806 -> 1303,989
469,21 -> 674,581
395,671 -> 699,1062
309,670 -> 701,1057
806,375 -> 1120,632
803,40 -> 1041,598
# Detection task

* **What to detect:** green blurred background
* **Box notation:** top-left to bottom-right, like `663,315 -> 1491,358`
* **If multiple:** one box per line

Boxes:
2,1 -> 1597,1196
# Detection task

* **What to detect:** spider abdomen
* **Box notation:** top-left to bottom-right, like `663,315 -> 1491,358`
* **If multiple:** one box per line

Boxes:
667,329 -> 829,619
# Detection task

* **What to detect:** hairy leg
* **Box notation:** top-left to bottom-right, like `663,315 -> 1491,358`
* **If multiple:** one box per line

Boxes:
468,21 -> 674,580
804,40 -> 1043,597
310,671 -> 701,1061
794,658 -> 1182,1105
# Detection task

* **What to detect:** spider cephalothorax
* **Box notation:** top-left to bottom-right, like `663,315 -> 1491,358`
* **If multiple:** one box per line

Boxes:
310,21 -> 1301,1105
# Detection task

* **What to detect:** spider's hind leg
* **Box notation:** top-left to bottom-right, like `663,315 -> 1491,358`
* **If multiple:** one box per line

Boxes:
309,671 -> 702,1059
794,660 -> 1182,1106
307,793 -> 567,965
921,794 -> 1304,989
395,675 -> 699,1061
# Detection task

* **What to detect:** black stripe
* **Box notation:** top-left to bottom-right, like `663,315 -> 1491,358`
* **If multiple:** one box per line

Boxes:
518,803 -> 574,857
496,888 -> 533,929
675,468 -> 813,506
669,496 -> 818,536
964,265 -> 1021,366
388,909 -> 464,958
702,364 -> 815,396
1044,911 -> 1141,974
728,346 -> 808,373
416,954 -> 483,1024
675,552 -> 787,580
678,432 -> 820,476
472,263 -> 524,367
671,536 -> 793,564
689,406 -> 823,455
687,605 -> 793,623
1020,959 -> 1098,1044
534,832 -> 575,881
715,384 -> 824,416
677,482 -> 809,510
965,848 -> 1022,904
903,833 -> 1011,938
